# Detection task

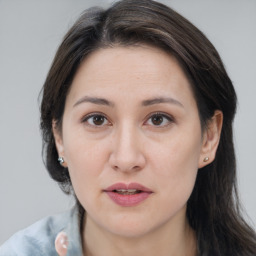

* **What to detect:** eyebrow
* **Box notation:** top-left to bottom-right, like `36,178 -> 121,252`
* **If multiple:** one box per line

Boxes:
142,97 -> 184,108
73,96 -> 184,108
73,96 -> 114,108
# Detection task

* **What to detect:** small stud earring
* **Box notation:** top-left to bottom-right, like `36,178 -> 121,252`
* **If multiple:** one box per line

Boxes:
203,157 -> 209,162
58,157 -> 65,165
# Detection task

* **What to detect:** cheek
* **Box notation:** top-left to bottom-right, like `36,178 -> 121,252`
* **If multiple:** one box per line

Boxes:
63,123 -> 107,170
66,140 -> 108,180
149,127 -> 202,202
152,134 -> 201,175
64,141 -> 108,213
62,126 -> 110,198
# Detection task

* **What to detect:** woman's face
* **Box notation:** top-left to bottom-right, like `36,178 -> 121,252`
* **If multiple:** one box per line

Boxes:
54,45 -> 214,238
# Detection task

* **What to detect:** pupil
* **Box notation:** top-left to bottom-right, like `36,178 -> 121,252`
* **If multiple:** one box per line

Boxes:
152,115 -> 163,125
93,115 -> 104,125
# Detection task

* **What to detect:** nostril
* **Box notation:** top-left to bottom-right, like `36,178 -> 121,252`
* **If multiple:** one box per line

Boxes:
112,165 -> 141,172
109,146 -> 146,172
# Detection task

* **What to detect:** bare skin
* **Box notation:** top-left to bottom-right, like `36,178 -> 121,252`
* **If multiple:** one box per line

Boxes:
53,45 -> 222,256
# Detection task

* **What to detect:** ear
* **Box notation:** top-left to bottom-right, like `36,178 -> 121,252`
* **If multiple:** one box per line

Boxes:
52,120 -> 68,168
198,110 -> 223,168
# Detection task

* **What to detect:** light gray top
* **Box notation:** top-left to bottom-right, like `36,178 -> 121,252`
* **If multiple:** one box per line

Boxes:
0,207 -> 83,256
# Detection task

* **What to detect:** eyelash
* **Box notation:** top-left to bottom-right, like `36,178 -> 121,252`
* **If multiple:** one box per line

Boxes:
81,112 -> 111,128
144,112 -> 174,127
81,112 -> 174,128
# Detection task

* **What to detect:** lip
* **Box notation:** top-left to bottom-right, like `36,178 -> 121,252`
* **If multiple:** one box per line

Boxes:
104,182 -> 153,207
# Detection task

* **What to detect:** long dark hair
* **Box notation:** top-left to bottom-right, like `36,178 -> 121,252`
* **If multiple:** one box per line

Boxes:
40,0 -> 256,255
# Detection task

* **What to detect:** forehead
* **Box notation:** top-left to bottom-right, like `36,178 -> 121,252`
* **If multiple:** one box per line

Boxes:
67,45 -> 196,107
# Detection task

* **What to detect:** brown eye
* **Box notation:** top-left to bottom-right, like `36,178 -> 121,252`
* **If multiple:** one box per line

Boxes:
83,114 -> 109,126
151,115 -> 164,125
92,115 -> 105,125
146,113 -> 173,127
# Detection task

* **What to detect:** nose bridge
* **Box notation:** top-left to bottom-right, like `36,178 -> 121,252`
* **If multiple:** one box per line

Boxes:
110,121 -> 145,171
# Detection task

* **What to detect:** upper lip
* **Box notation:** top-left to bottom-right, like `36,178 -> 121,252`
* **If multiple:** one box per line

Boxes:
104,182 -> 152,193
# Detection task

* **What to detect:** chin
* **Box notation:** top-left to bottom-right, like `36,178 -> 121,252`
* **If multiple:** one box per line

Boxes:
100,213 -> 160,238
108,223 -> 153,238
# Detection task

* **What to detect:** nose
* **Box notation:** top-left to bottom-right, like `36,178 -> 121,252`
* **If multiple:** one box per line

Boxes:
109,124 -> 146,173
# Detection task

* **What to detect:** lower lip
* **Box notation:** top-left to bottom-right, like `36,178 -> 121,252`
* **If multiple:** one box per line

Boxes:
105,191 -> 151,207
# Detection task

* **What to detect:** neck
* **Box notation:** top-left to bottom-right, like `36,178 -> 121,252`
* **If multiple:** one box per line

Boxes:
82,210 -> 197,256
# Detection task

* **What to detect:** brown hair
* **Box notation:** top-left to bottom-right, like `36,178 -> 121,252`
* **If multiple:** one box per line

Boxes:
40,0 -> 256,255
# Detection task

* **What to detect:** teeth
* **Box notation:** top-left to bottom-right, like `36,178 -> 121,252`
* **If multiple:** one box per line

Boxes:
114,189 -> 140,195
116,189 -> 137,192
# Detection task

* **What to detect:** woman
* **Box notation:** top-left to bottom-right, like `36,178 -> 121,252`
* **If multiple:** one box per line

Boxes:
1,0 -> 255,255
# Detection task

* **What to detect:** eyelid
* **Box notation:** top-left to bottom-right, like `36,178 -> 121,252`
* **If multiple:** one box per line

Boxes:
144,112 -> 175,126
80,111 -> 174,128
81,112 -> 112,126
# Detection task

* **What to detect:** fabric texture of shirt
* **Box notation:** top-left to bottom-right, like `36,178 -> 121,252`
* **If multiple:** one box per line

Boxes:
0,207 -> 83,256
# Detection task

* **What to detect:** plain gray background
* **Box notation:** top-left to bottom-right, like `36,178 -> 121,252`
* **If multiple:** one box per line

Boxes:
0,0 -> 255,245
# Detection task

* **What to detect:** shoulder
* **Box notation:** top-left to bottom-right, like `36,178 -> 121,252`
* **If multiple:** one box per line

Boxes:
0,208 -> 82,256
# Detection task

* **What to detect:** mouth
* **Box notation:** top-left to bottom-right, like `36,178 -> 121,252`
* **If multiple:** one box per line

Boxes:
104,183 -> 153,207
112,189 -> 143,195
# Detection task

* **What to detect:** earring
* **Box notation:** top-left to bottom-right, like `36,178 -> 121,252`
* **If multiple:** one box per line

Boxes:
203,157 -> 209,162
58,157 -> 65,165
